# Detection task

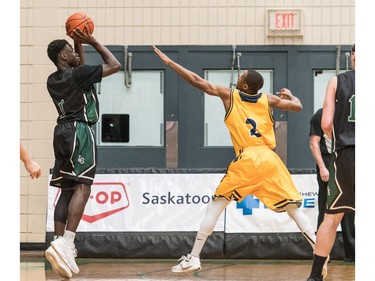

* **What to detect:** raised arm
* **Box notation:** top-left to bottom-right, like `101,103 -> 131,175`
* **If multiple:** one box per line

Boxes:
153,45 -> 231,110
69,28 -> 121,77
267,88 -> 303,112
74,41 -> 85,65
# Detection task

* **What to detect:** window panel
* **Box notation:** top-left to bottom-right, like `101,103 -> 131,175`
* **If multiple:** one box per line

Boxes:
96,70 -> 164,146
313,69 -> 345,112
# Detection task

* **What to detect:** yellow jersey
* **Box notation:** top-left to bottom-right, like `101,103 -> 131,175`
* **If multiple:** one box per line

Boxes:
224,89 -> 275,156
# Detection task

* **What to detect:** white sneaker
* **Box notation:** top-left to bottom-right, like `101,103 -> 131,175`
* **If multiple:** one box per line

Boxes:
171,254 -> 201,273
51,237 -> 80,274
45,245 -> 73,278
322,255 -> 329,279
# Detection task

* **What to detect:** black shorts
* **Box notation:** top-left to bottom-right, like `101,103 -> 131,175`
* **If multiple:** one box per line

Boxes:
50,121 -> 97,188
326,146 -> 355,214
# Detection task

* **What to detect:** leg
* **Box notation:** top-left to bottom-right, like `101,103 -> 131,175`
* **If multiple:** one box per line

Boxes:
50,183 -> 91,275
340,213 -> 355,262
284,204 -> 316,250
191,197 -> 231,256
53,187 -> 75,238
172,197 -> 231,273
309,213 -> 344,280
65,183 -> 91,233
46,187 -> 76,279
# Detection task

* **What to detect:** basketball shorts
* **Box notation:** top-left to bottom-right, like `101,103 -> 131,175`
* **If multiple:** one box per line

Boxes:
326,146 -> 355,214
213,145 -> 302,212
50,121 -> 97,188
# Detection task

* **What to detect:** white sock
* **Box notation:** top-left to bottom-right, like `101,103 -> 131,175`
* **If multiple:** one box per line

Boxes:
285,204 -> 316,250
191,232 -> 208,257
190,198 -> 231,257
63,230 -> 76,245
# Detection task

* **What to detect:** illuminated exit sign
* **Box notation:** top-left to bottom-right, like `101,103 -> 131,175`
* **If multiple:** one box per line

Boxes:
267,9 -> 303,37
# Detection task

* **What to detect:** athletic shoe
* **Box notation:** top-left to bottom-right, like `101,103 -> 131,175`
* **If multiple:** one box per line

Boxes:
45,245 -> 73,278
171,253 -> 201,273
322,255 -> 329,279
51,237 -> 80,274
307,277 -> 323,281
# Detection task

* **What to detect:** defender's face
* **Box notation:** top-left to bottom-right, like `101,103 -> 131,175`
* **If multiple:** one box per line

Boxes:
236,71 -> 248,91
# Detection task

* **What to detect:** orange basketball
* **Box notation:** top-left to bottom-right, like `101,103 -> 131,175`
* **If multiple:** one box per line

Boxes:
65,12 -> 95,36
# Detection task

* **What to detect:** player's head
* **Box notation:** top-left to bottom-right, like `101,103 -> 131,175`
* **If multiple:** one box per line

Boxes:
47,39 -> 79,67
237,69 -> 264,94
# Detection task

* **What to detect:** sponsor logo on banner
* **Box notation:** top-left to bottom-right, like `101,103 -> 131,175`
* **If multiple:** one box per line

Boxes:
142,192 -> 211,205
236,193 -> 317,216
53,182 -> 130,223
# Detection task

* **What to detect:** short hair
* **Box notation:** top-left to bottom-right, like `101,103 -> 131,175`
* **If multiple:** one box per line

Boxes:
47,39 -> 69,65
244,69 -> 264,93
351,43 -> 355,53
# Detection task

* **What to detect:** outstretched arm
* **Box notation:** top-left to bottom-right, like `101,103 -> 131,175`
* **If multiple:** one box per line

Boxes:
69,28 -> 121,77
20,144 -> 41,179
153,46 -> 231,110
267,88 -> 303,112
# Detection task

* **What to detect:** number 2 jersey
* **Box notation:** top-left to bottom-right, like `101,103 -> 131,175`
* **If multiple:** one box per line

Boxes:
224,89 -> 276,156
214,89 -> 302,210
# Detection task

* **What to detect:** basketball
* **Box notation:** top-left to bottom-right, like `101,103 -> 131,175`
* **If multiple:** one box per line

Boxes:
65,12 -> 95,36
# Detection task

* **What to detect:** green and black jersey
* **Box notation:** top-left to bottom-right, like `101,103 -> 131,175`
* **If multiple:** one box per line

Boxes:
47,64 -> 103,125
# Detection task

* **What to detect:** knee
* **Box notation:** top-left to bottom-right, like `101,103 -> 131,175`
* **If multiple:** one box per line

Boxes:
74,184 -> 91,201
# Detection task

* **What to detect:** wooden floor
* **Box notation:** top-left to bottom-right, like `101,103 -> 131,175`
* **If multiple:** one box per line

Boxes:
21,251 -> 355,281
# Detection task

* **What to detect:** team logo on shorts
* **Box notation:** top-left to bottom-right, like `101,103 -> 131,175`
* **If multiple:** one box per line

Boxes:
78,155 -> 85,164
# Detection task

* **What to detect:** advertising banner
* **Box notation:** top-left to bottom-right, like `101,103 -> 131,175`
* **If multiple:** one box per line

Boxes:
46,173 -> 225,232
46,173 -> 319,233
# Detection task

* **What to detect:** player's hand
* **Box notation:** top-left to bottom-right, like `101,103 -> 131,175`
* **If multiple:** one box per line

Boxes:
319,166 -> 329,182
278,88 -> 293,100
153,45 -> 173,65
69,27 -> 96,45
24,160 -> 42,179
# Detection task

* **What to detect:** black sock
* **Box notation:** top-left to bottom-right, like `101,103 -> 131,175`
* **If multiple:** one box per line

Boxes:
309,254 -> 327,278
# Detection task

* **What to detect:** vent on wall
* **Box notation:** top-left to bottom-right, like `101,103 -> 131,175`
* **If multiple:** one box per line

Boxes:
266,9 -> 303,37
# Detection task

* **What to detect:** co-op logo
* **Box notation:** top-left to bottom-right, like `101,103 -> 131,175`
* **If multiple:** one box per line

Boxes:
53,182 -> 129,223
237,193 -> 317,215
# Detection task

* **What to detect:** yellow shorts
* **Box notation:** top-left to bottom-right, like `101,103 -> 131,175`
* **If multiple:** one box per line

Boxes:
214,146 -> 302,212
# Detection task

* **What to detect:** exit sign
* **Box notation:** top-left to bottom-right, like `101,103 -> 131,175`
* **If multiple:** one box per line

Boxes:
267,9 -> 303,37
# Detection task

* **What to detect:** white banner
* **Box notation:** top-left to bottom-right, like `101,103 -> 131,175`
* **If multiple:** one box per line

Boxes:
46,173 -> 320,233
46,174 -> 225,232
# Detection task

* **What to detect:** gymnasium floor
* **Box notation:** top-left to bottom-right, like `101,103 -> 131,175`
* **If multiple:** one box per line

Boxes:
21,251 -> 355,281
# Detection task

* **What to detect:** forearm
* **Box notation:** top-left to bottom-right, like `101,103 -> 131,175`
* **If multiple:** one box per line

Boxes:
91,41 -> 120,66
20,144 -> 31,164
289,95 -> 303,111
310,144 -> 326,170
74,42 -> 85,65
168,60 -> 203,87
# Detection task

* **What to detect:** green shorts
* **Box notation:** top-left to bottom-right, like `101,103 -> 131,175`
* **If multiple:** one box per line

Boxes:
50,121 -> 97,188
